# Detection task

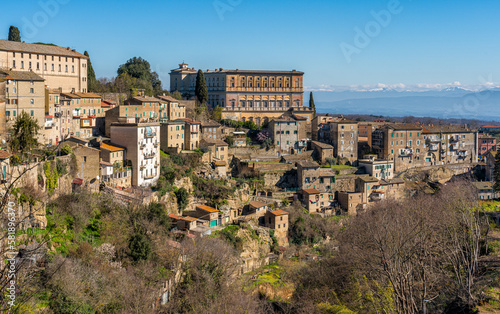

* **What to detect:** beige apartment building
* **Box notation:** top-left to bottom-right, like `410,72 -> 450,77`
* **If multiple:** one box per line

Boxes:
422,125 -> 478,165
100,142 -> 131,188
372,124 -> 426,172
2,69 -> 45,134
269,115 -> 308,154
105,96 -> 162,136
157,95 -> 186,121
110,122 -> 160,187
0,40 -> 88,93
0,73 -> 8,139
358,155 -> 394,180
177,118 -> 200,150
169,63 -> 314,125
329,117 -> 359,164
160,121 -> 185,153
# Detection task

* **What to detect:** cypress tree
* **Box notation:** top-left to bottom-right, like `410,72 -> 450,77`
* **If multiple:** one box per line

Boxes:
309,91 -> 316,110
8,26 -> 21,42
195,69 -> 208,104
494,152 -> 500,191
84,51 -> 97,92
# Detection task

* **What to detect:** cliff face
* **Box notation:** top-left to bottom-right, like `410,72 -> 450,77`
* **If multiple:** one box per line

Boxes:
400,163 -> 478,183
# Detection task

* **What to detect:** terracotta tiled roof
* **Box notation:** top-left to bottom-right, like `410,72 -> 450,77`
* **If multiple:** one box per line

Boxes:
269,209 -> 289,216
101,142 -> 124,151
0,40 -> 88,58
0,69 -> 44,81
0,150 -> 12,159
311,141 -> 333,149
249,201 -> 267,208
157,95 -> 179,102
302,188 -> 320,194
181,216 -> 198,222
422,124 -> 472,133
481,125 -> 500,128
168,213 -> 183,220
297,161 -> 320,168
74,92 -> 101,98
196,205 -> 219,213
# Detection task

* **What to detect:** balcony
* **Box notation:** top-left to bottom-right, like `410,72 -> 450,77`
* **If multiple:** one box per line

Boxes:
144,131 -> 157,138
428,136 -> 441,142
143,152 -> 155,159
428,144 -> 439,151
399,149 -> 412,157
45,123 -> 55,129
450,143 -> 459,150
140,165 -> 146,170
450,136 -> 459,143
153,142 -> 159,148
458,150 -> 468,159
139,143 -> 146,149
144,174 -> 156,180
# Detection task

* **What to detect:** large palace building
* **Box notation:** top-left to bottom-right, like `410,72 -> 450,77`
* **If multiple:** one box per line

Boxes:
169,63 -> 314,125
0,40 -> 88,93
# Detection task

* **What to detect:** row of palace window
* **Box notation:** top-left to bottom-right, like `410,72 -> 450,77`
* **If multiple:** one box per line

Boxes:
229,100 -> 300,108
229,77 -> 300,88
12,60 -> 77,73
13,52 -> 78,62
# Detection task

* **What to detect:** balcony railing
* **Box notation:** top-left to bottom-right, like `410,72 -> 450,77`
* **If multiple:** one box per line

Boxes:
140,165 -> 146,170
140,143 -> 146,149
144,152 -> 155,159
450,136 -> 459,143
144,174 -> 156,179
153,142 -> 159,148
428,144 -> 439,151
145,132 -> 157,138
450,144 -> 459,150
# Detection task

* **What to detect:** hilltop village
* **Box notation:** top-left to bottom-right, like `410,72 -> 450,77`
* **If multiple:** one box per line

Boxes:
1,39 -> 500,312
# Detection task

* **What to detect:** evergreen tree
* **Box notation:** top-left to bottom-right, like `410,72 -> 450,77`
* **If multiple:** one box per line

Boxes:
494,152 -> 500,191
195,69 -> 208,104
309,91 -> 316,110
8,26 -> 21,42
10,111 -> 41,162
84,51 -> 97,92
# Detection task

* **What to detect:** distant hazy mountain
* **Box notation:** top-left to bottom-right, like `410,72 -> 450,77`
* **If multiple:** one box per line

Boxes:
314,89 -> 500,121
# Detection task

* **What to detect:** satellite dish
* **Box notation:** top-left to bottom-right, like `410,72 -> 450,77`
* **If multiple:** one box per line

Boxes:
1,139 -> 5,144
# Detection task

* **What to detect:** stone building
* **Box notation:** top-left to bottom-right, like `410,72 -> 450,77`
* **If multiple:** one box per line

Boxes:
264,209 -> 289,246
160,121 -> 185,153
269,115 -> 307,154
177,118 -> 200,150
311,115 -> 337,141
296,161 -> 321,190
478,134 -> 496,158
72,144 -> 100,184
338,192 -> 364,216
358,155 -> 394,180
2,69 -> 45,133
310,141 -> 334,164
157,95 -> 186,121
422,125 -> 478,166
329,117 -> 358,164
200,120 -> 221,141
0,40 -> 88,93
169,63 -> 314,124
0,73 -> 6,140
372,124 -> 426,172
299,188 -> 332,213
110,122 -> 160,187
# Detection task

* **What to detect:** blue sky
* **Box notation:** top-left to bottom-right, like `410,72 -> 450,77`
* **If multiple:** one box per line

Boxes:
2,0 -> 500,91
